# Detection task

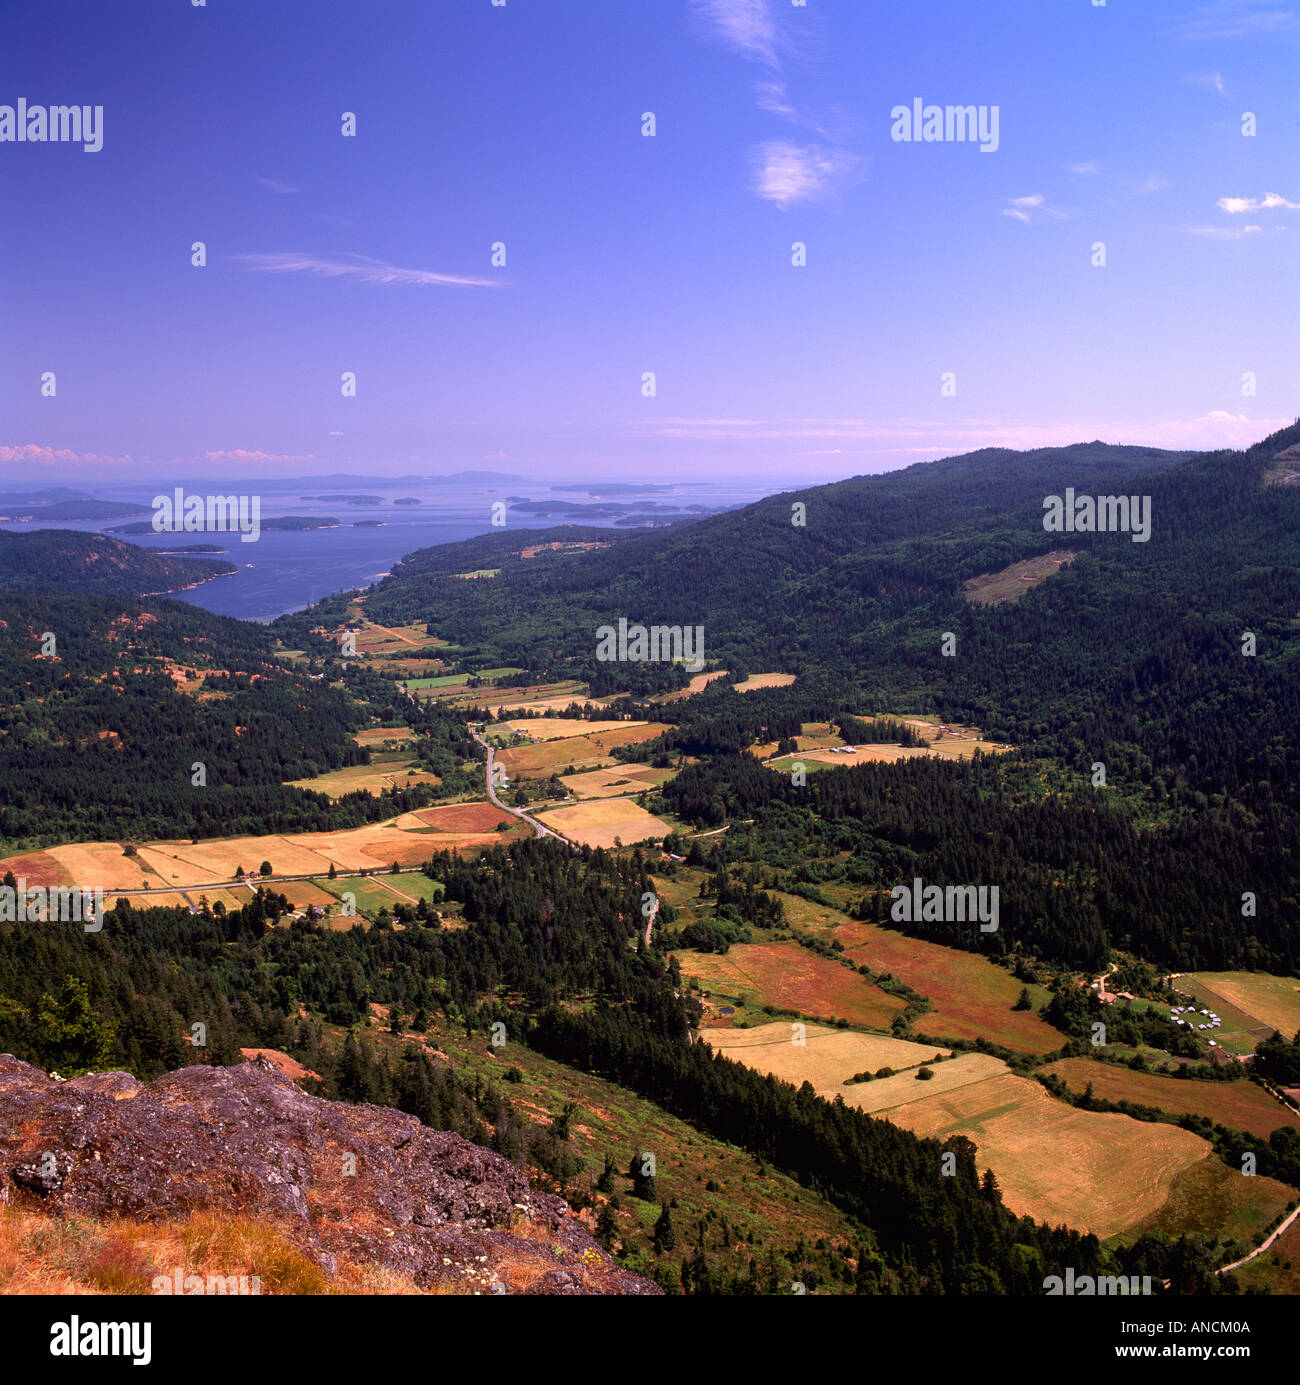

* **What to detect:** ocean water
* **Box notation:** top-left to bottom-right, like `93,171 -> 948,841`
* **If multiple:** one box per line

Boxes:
1,476 -> 785,622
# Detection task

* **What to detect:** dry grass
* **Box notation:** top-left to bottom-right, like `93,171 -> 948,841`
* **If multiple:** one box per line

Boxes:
886,1073 -> 1210,1238
560,765 -> 674,799
0,1207 -> 336,1295
1185,971 -> 1300,1040
962,550 -> 1077,606
536,799 -> 674,849
681,942 -> 906,1029
733,673 -> 796,693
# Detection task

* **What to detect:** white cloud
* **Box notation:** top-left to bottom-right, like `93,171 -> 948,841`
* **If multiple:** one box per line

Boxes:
255,176 -> 301,194
752,141 -> 861,209
1217,192 -> 1299,212
1001,193 -> 1067,224
1138,174 -> 1171,193
0,443 -> 128,466
691,0 -> 781,67
1066,160 -> 1097,176
235,253 -> 499,288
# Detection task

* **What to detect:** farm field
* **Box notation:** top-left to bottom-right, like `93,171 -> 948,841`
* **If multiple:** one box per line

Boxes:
1121,1154 -> 1296,1252
411,802 -> 516,833
495,722 -> 671,779
838,1054 -> 1010,1114
705,1022 -> 949,1087
885,1071 -> 1211,1238
269,880 -> 339,912
652,670 -> 729,703
536,798 -> 674,849
499,717 -> 650,742
287,751 -> 440,800
495,737 -> 605,776
0,814 -> 518,893
104,890 -> 192,910
734,673 -> 796,693
1186,971 -> 1300,1040
1167,975 -> 1273,1054
1042,1058 -> 1300,1140
778,895 -> 1064,1054
677,942 -> 906,1030
560,764 -> 675,799
353,726 -> 417,745
312,874 -> 414,917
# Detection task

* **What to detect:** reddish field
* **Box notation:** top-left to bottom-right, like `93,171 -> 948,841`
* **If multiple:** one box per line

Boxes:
414,802 -> 515,833
0,851 -> 69,886
1042,1058 -> 1300,1140
676,941 -> 906,1029
832,920 -> 1066,1054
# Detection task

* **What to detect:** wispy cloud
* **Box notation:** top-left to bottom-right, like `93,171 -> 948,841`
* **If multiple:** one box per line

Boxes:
1065,160 -> 1097,176
1001,193 -> 1068,224
1184,70 -> 1228,94
234,252 -> 499,288
202,449 -> 315,463
1217,191 -> 1299,212
1188,223 -> 1263,238
255,176 -> 302,195
1138,174 -> 1172,194
632,412 -> 1288,453
691,0 -> 781,66
1173,1 -> 1300,40
690,0 -> 861,209
753,141 -> 862,209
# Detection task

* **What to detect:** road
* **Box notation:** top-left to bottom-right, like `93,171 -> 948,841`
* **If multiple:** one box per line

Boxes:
470,728 -> 578,850
1218,1204 -> 1300,1275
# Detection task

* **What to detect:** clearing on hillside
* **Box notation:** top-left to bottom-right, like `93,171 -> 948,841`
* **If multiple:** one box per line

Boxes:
678,941 -> 905,1030
886,1071 -> 1211,1238
706,1022 -> 949,1088
1042,1058 -> 1300,1140
961,550 -> 1077,606
776,896 -> 1064,1054
535,799 -> 674,849
1185,971 -> 1300,1041
560,765 -> 674,798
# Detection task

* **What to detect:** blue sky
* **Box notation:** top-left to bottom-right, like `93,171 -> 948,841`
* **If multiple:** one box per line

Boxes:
0,0 -> 1296,485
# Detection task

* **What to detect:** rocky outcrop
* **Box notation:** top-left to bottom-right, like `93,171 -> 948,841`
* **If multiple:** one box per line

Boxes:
0,1055 -> 658,1295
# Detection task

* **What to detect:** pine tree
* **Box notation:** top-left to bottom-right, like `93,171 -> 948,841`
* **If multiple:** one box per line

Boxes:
653,1202 -> 676,1254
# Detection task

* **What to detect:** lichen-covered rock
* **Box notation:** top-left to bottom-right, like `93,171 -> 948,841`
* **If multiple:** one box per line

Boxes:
0,1054 -> 659,1295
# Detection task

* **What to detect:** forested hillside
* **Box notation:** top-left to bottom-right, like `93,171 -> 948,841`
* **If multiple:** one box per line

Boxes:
0,530 -> 235,597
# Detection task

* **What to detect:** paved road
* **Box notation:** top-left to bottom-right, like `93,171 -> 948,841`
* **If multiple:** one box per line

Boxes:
470,729 -> 578,850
